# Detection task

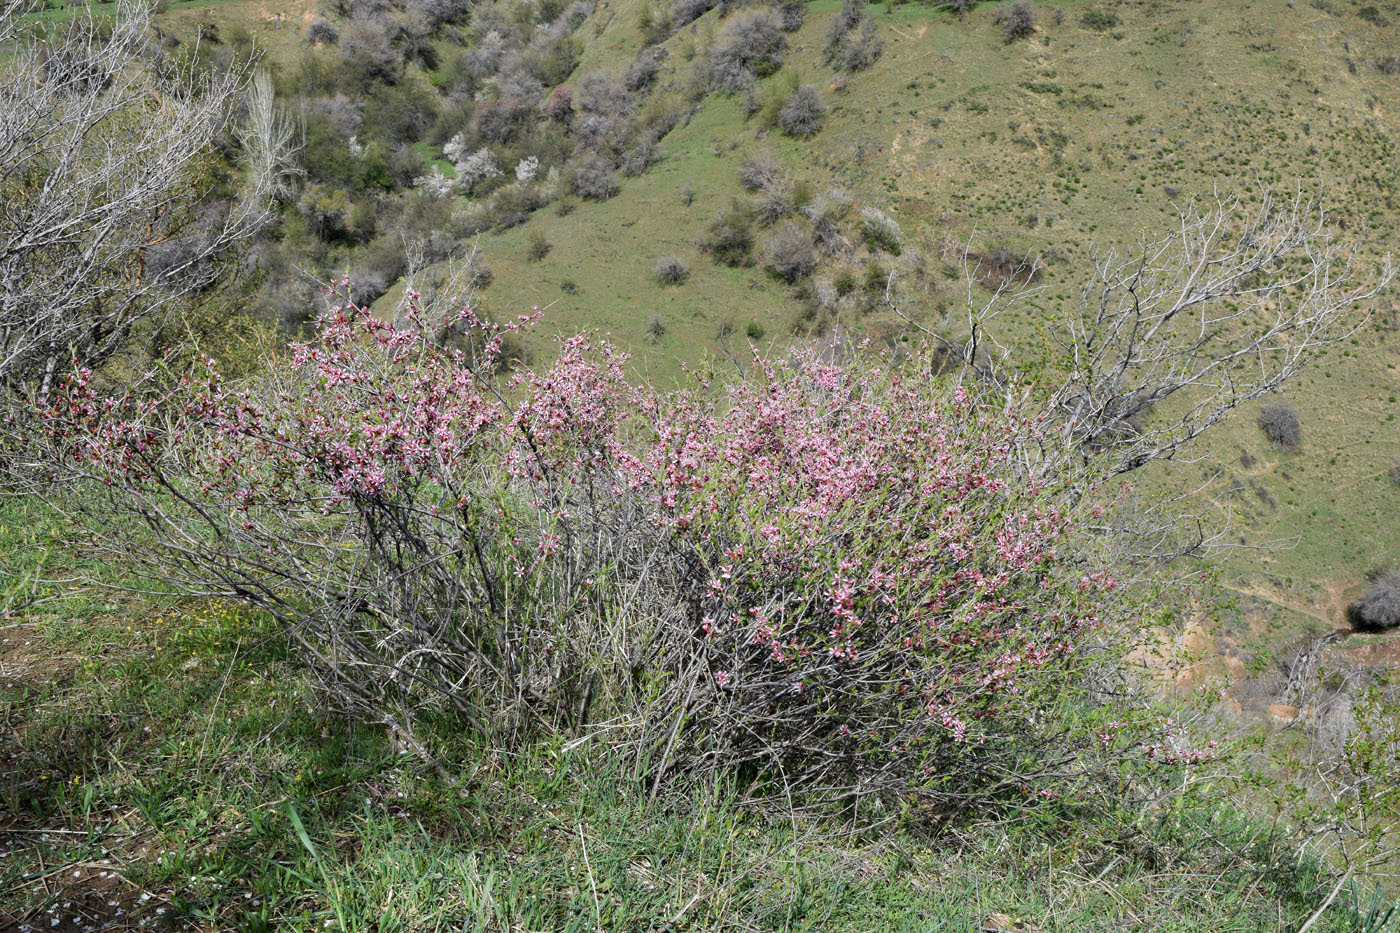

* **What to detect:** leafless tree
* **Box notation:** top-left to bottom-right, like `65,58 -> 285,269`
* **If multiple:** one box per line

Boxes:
0,0 -> 287,398
889,186 -> 1392,561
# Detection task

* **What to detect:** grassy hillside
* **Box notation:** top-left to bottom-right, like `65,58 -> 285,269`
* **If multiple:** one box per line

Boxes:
449,0 -> 1399,650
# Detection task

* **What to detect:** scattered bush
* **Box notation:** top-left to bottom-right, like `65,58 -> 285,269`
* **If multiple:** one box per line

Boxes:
1391,458 -> 1400,485
526,229 -> 552,262
860,205 -> 903,255
340,21 -> 402,85
754,178 -> 795,226
702,201 -> 756,266
773,0 -> 805,31
305,17 -> 339,45
1349,572 -> 1400,631
710,12 -> 788,94
671,0 -> 717,28
541,85 -> 574,123
647,313 -> 667,337
825,0 -> 883,72
654,254 -> 690,284
762,221 -> 816,283
745,320 -> 765,339
996,0 -> 1036,41
1257,401 -> 1302,450
739,151 -> 783,191
572,155 -> 620,199
1081,8 -> 1118,30
625,46 -> 668,92
777,85 -> 826,138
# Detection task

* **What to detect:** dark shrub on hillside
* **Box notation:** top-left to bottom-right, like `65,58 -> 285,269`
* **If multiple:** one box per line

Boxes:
526,230 -> 552,262
364,82 -> 439,145
773,0 -> 805,31
572,155 -> 620,199
1081,8 -> 1118,30
825,0 -> 883,72
702,201 -> 756,266
1257,401 -> 1302,450
340,21 -> 402,85
524,35 -> 583,86
625,46 -> 668,92
406,0 -> 474,25
762,221 -> 816,283
777,85 -> 826,138
754,178 -> 795,226
619,139 -> 664,177
1391,458 -> 1400,485
997,0 -> 1035,41
392,12 -> 439,70
541,85 -> 574,123
1349,572 -> 1400,631
654,255 -> 690,284
388,145 -> 428,187
573,73 -> 636,144
472,97 -> 534,145
739,150 -> 782,191
671,0 -> 717,26
711,12 -> 787,93
305,17 -> 339,45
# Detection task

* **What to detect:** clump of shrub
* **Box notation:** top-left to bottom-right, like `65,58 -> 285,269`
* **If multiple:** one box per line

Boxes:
824,0 -> 883,72
762,221 -> 815,283
572,155 -> 619,199
739,150 -> 783,191
671,0 -> 717,28
1257,401 -> 1302,450
710,11 -> 788,93
305,17 -> 339,45
1349,571 -> 1400,631
754,176 -> 795,226
777,85 -> 825,138
526,229 -> 552,262
1390,458 -> 1400,485
772,0 -> 805,31
1081,8 -> 1118,30
702,201 -> 756,266
860,205 -> 903,255
654,254 -> 690,284
625,46 -> 668,92
996,0 -> 1036,41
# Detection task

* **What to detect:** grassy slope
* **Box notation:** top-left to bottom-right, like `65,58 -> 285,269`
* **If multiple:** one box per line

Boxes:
463,0 -> 1400,648
0,504 -> 1379,932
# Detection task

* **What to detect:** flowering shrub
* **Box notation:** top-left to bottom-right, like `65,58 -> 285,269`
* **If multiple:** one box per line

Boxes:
37,306 -> 1174,807
40,299 -> 654,741
627,350 -> 1129,797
